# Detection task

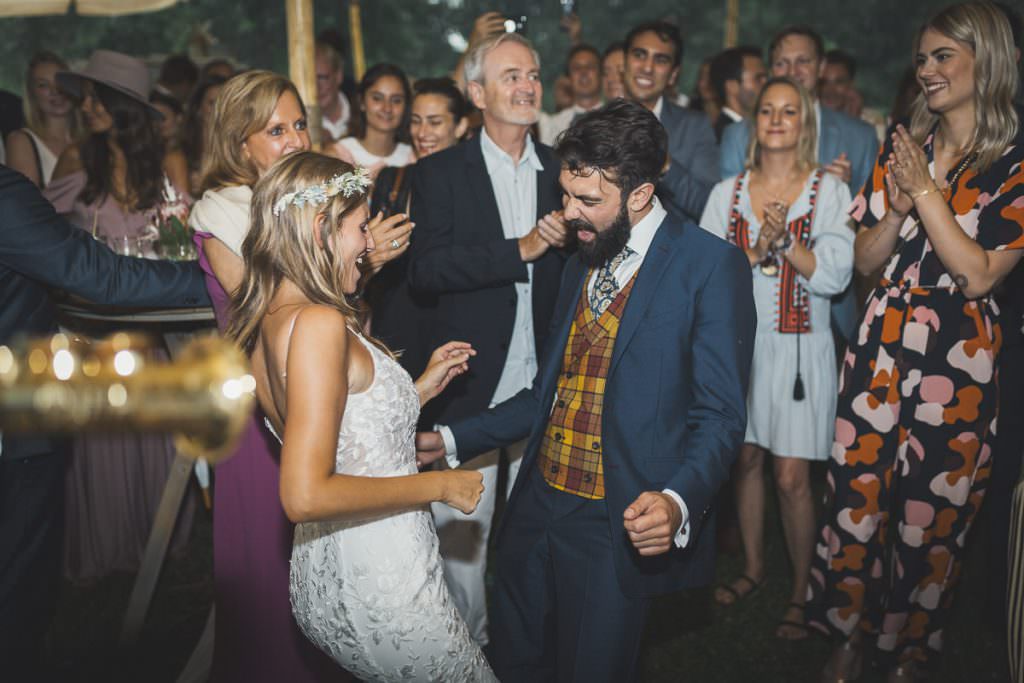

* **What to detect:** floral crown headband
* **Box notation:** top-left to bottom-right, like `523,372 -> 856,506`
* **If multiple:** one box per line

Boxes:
272,167 -> 372,217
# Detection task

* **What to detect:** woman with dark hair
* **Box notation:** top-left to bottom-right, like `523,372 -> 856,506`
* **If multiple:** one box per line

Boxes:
43,50 -> 192,581
5,51 -> 78,188
149,88 -> 183,153
808,3 -> 1024,680
366,77 -> 468,379
181,74 -> 227,191
328,63 -> 414,175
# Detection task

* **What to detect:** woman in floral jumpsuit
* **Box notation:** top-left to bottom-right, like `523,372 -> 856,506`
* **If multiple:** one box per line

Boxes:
807,3 -> 1024,681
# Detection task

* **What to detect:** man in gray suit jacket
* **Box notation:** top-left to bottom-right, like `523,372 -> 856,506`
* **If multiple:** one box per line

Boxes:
623,21 -> 719,223
719,25 -> 879,340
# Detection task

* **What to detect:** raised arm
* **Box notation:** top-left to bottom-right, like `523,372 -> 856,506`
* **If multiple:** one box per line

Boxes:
277,306 -> 483,523
0,167 -> 207,308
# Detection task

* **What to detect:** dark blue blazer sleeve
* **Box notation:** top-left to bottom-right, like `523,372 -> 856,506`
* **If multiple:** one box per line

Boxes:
666,246 -> 755,536
657,107 -> 720,222
0,167 -> 209,310
407,151 -> 528,294
449,384 -> 541,463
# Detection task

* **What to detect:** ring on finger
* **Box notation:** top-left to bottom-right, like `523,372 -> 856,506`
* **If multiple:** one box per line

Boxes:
390,239 -> 401,250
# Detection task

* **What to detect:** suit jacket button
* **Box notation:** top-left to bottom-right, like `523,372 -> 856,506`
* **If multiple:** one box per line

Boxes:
565,371 -> 573,379
592,441 -> 600,450
550,464 -> 559,473
554,433 -> 563,442
557,400 -> 566,409
583,474 -> 592,483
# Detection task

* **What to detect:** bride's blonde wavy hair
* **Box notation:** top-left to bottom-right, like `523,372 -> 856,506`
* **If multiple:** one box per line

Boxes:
908,1 -> 1019,173
226,151 -> 386,355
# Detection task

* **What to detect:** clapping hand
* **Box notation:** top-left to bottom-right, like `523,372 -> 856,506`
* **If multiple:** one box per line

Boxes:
414,341 -> 476,406
363,211 -> 413,275
753,200 -> 787,260
823,152 -> 852,185
889,124 -> 935,200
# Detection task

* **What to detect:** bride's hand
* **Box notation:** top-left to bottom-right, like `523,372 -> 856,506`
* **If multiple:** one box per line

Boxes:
440,469 -> 484,514
415,341 -> 476,406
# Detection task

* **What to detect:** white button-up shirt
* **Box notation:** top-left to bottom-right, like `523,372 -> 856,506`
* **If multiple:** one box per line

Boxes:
479,127 -> 543,407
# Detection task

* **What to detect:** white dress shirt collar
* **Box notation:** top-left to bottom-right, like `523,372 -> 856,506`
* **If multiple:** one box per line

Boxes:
722,106 -> 743,122
480,126 -> 544,173
652,96 -> 665,120
624,195 -> 666,261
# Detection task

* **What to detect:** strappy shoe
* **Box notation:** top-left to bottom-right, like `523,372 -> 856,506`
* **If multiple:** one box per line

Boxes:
713,573 -> 765,606
775,602 -> 809,640
820,640 -> 863,683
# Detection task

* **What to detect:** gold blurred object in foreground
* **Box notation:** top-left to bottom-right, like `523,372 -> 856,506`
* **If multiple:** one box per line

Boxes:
0,333 -> 254,463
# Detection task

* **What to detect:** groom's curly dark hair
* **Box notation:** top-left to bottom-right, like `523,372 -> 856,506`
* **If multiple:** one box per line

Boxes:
554,99 -> 668,202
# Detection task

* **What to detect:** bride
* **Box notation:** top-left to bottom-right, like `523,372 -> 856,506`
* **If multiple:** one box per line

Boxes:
226,151 -> 497,682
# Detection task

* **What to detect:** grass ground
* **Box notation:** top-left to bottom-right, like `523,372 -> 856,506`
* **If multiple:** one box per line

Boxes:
43,464 -> 1011,682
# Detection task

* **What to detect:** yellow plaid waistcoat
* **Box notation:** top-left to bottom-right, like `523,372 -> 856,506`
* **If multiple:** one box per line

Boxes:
537,269 -> 639,499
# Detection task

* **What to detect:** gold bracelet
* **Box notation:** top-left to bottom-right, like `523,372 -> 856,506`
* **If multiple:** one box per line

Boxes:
912,185 -> 939,201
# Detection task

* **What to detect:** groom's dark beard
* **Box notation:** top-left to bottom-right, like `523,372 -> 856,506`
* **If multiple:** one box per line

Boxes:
568,202 -> 632,268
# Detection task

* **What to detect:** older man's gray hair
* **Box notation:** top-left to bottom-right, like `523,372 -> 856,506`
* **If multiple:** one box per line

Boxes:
462,32 -> 541,88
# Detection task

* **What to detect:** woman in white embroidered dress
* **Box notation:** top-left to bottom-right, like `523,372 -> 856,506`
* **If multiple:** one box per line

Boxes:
699,76 -> 854,639
226,151 -> 496,682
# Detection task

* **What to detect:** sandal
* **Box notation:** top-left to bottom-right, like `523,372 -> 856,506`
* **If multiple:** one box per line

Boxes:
775,602 -> 809,640
713,573 -> 765,606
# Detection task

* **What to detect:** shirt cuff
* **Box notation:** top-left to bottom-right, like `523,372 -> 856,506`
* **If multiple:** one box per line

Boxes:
436,424 -> 460,469
661,488 -> 690,548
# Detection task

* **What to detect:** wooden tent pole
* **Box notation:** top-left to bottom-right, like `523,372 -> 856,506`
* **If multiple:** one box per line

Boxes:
287,0 -> 321,147
349,0 -> 366,81
724,0 -> 739,48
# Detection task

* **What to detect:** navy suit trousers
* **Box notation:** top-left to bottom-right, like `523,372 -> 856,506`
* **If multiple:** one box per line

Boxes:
491,466 -> 651,682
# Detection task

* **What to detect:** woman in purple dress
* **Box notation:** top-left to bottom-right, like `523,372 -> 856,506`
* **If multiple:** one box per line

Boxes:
188,71 -> 336,682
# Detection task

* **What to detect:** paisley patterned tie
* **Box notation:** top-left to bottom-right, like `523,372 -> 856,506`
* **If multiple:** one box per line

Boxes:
589,247 -> 634,317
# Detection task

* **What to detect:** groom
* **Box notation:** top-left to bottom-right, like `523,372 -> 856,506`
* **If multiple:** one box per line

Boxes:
417,99 -> 755,680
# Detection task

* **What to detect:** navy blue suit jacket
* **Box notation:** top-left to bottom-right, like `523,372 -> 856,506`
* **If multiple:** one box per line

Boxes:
450,211 -> 756,597
657,99 -> 720,223
0,165 -> 209,459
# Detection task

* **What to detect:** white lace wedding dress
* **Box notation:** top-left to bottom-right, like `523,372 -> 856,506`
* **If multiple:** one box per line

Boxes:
268,334 -> 496,682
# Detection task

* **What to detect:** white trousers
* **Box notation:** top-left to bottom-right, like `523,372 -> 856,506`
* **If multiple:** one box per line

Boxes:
430,440 -> 525,647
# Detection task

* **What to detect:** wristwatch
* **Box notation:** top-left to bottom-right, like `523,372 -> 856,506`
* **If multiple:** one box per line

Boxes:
776,232 -> 795,255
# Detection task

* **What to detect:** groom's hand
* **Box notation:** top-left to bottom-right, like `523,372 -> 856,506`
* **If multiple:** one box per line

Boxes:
623,492 -> 682,556
416,431 -> 447,469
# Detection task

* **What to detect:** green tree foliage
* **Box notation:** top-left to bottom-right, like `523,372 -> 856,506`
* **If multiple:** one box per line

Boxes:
0,0 -> 955,114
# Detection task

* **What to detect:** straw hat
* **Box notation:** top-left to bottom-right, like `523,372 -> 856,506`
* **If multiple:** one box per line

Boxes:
57,49 -> 163,119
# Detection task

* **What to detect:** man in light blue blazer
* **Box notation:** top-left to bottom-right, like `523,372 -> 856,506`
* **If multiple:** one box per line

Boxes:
623,21 -> 720,223
720,26 -> 879,341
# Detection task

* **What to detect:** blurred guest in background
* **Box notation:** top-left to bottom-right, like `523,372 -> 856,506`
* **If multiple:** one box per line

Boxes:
329,63 -> 413,176
708,45 -> 766,142
200,57 -> 235,82
44,49 -> 193,583
149,88 -> 183,154
539,44 -> 603,145
157,53 -> 199,104
691,55 -> 721,127
182,75 -> 227,191
315,39 -> 351,143
601,41 -> 626,101
5,51 -> 78,188
821,49 -> 887,141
